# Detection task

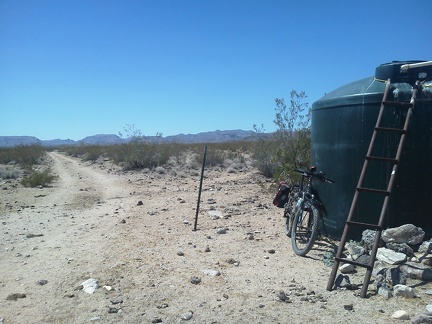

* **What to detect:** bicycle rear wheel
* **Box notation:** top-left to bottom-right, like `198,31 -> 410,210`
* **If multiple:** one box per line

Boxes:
291,202 -> 319,256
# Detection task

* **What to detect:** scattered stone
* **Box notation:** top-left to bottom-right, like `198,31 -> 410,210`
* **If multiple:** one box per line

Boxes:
81,278 -> 99,294
339,263 -> 355,274
64,293 -> 75,298
376,247 -> 407,265
411,313 -> 432,324
276,290 -> 291,303
157,303 -> 169,309
391,310 -> 410,320
419,241 -> 432,254
136,200 -> 143,206
103,285 -> 113,291
37,279 -> 48,285
180,311 -> 194,320
177,251 -> 184,256
268,249 -> 276,254
204,246 -> 210,252
334,274 -> 351,289
26,233 -> 44,238
375,267 -> 407,289
343,304 -> 353,311
382,224 -> 425,245
361,229 -> 385,252
215,227 -> 227,234
110,297 -> 123,305
345,242 -> 365,260
377,284 -> 393,298
202,269 -> 220,276
108,307 -> 119,313
151,318 -> 162,323
399,262 -> 432,281
6,293 -> 26,301
120,219 -> 126,224
393,284 -> 415,298
190,277 -> 201,285
208,210 -> 222,220
386,242 -> 414,257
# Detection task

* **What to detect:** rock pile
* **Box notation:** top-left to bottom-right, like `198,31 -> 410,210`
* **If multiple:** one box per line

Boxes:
336,224 -> 432,322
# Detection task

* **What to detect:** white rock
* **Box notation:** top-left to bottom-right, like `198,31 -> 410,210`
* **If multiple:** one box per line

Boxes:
215,227 -> 227,234
391,310 -> 410,320
202,269 -> 221,276
376,247 -> 407,265
208,210 -> 222,220
393,284 -> 416,298
180,311 -> 193,320
82,278 -> 99,294
426,304 -> 432,314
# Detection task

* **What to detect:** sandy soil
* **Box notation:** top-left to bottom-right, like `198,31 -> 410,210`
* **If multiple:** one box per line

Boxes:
1,151 -> 431,323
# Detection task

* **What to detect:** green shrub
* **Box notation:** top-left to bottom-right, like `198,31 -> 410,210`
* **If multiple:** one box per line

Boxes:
21,169 -> 58,187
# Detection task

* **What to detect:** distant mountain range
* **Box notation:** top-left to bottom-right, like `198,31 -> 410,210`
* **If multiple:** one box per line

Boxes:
0,130 -> 272,147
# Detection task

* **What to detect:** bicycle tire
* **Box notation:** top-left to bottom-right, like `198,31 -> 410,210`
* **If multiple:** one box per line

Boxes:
291,201 -> 319,256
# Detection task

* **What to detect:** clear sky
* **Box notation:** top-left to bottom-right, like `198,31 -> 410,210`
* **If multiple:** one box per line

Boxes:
1,0 -> 431,141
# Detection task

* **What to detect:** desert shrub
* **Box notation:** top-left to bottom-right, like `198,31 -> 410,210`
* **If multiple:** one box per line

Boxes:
20,169 -> 58,187
273,91 -> 311,175
82,146 -> 105,162
155,166 -> 166,174
0,145 -> 46,168
251,125 -> 278,178
251,90 -> 311,179
200,148 -> 225,167
0,166 -> 21,179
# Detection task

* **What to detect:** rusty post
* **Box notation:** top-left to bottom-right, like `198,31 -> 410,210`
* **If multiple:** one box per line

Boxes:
193,145 -> 207,231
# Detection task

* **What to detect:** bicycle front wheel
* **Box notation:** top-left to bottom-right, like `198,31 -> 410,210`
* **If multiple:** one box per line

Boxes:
291,202 -> 319,256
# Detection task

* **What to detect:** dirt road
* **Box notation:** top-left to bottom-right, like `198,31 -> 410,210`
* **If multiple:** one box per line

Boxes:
0,152 -> 428,323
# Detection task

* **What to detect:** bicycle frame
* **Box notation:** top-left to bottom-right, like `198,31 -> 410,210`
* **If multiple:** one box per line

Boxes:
282,167 -> 335,256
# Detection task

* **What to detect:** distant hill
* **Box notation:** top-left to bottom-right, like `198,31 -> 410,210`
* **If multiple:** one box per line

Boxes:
0,130 -> 272,147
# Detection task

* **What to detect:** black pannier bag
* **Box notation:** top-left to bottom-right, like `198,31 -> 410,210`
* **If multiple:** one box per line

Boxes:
273,181 -> 291,208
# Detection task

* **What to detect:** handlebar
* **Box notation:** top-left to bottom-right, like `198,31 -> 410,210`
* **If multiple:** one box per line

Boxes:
294,168 -> 335,184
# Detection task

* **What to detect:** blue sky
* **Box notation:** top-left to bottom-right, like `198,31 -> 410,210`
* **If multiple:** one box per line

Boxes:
1,0 -> 431,140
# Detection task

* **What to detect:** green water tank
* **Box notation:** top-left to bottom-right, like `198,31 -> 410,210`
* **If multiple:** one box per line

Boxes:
311,61 -> 432,239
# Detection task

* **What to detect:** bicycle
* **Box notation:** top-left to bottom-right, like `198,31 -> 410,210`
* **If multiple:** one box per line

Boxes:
273,166 -> 335,256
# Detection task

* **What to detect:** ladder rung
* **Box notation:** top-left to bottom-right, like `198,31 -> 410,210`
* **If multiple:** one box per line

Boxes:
375,127 -> 406,134
383,101 -> 412,108
357,187 -> 390,195
366,155 -> 399,163
346,220 -> 382,230
335,257 -> 373,270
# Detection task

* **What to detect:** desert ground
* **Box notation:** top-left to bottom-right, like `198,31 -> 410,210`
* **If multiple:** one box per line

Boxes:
1,151 -> 431,323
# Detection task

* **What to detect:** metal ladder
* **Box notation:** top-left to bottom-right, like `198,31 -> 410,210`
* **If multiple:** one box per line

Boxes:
327,78 -> 420,298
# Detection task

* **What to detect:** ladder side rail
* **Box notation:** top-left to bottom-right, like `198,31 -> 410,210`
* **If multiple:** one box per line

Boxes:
360,83 -> 419,297
327,79 -> 393,292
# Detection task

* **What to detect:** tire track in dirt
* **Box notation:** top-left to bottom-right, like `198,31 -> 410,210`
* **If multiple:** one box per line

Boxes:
0,152 -> 134,323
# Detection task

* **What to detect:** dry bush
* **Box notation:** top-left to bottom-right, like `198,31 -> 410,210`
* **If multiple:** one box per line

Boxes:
0,145 -> 46,169
20,169 -> 58,187
0,166 -> 21,179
